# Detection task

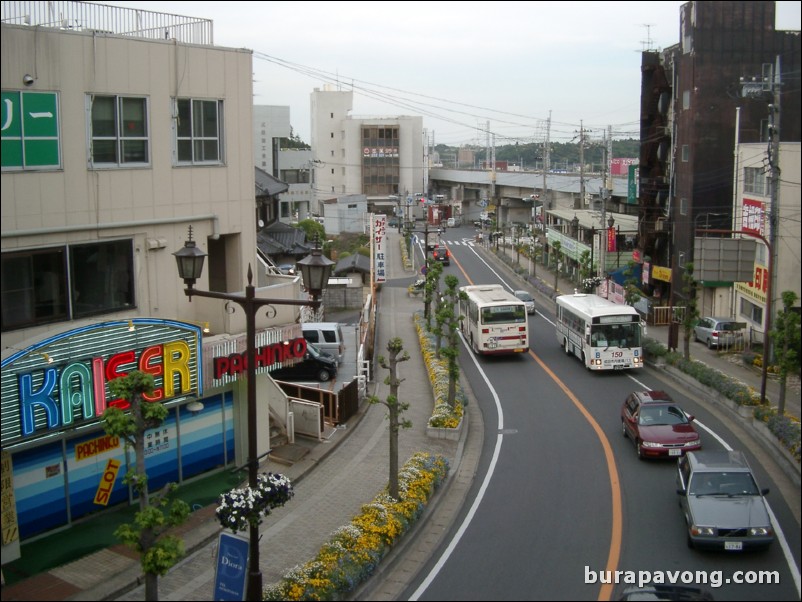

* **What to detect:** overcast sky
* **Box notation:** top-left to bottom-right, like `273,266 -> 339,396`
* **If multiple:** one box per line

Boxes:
115,1 -> 800,145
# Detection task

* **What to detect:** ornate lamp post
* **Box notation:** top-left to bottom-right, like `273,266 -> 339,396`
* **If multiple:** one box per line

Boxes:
173,227 -> 333,601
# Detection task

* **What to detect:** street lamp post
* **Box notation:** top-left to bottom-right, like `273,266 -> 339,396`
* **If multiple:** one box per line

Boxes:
173,227 -> 333,601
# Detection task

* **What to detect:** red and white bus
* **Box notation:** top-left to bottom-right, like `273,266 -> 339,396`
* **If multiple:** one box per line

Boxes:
459,284 -> 529,355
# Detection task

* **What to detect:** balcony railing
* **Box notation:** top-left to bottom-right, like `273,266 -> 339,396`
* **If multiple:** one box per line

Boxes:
1,1 -> 213,45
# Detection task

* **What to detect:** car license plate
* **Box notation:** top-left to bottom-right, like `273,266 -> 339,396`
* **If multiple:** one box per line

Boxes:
725,541 -> 743,551
669,449 -> 682,456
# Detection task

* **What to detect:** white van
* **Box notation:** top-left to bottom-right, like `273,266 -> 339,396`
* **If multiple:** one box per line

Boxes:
447,217 -> 456,228
301,322 -> 345,363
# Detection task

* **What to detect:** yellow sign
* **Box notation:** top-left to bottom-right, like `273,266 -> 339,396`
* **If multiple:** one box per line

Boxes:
94,458 -> 121,506
652,265 -> 672,282
1,451 -> 19,545
75,434 -> 120,461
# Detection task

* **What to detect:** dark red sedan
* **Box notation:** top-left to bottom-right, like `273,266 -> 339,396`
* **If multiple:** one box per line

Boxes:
621,390 -> 702,459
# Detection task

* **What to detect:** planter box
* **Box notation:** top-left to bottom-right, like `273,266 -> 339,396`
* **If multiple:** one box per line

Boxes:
426,417 -> 463,441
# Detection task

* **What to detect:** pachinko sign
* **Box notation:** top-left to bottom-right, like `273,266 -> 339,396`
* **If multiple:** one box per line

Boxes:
1,320 -> 202,447
213,337 -> 307,380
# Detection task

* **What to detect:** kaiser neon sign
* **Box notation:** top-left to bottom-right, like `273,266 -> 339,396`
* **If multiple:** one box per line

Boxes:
1,321 -> 201,445
18,341 -> 193,437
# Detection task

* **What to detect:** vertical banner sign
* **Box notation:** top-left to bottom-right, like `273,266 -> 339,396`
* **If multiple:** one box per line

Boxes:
93,458 -> 121,506
374,214 -> 387,284
627,164 -> 639,205
607,227 -> 617,253
214,531 -> 249,601
1,451 -> 20,548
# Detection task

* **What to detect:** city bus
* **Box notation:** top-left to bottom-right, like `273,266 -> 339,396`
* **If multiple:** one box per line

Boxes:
555,292 -> 644,370
459,284 -> 529,355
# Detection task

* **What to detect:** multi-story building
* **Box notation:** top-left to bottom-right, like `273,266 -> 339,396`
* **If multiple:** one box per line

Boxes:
310,85 -> 424,215
1,2 -> 306,547
637,0 -> 800,333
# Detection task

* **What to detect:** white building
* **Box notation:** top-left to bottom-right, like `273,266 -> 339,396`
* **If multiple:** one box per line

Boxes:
310,85 -> 425,214
732,142 -> 801,337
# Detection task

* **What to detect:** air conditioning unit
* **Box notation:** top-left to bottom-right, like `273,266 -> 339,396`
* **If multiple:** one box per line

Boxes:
654,218 -> 666,232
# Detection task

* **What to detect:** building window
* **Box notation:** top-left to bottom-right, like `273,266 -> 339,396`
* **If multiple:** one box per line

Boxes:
739,297 -> 763,325
2,91 -> 61,171
88,95 -> 149,166
681,145 -> 689,162
744,166 -> 767,196
175,98 -> 223,164
1,239 -> 134,331
330,132 -> 334,138
680,198 -> 687,215
682,90 -> 690,110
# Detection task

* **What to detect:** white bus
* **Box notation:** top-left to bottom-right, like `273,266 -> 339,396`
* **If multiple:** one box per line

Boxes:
459,284 -> 529,355
555,293 -> 644,370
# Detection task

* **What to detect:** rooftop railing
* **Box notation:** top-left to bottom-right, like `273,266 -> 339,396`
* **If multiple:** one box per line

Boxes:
1,1 -> 213,45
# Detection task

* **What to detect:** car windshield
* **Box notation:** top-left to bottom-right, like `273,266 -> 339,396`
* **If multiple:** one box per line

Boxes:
638,405 -> 688,426
689,472 -> 760,496
516,292 -> 533,302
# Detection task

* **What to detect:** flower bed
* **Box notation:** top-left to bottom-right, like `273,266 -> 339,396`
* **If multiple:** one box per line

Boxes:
264,452 -> 450,600
413,312 -> 465,429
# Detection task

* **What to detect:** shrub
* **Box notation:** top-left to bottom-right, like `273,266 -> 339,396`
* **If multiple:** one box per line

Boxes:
642,337 -> 794,458
413,312 -> 465,428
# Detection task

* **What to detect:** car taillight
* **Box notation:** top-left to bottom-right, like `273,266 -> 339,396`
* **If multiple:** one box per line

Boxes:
712,331 -> 719,338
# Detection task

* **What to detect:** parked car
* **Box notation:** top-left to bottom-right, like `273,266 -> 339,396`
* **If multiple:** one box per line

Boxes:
388,216 -> 400,228
431,246 -> 450,265
620,390 -> 701,459
513,290 -> 536,315
270,342 -> 338,382
693,317 -> 744,349
676,450 -> 774,551
301,322 -> 345,363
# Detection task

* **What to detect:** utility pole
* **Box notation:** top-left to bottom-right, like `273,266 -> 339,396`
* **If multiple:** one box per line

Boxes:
578,122 -> 585,210
542,111 -> 551,209
767,56 -> 781,365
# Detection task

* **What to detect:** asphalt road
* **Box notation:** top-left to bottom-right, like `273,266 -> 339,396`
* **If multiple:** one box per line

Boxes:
400,226 -> 801,601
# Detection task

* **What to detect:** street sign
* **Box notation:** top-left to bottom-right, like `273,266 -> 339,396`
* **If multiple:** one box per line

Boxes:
479,200 -> 488,207
213,531 -> 249,601
407,196 -> 413,205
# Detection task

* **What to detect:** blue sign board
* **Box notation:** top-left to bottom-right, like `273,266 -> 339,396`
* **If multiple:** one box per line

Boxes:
214,531 -> 249,601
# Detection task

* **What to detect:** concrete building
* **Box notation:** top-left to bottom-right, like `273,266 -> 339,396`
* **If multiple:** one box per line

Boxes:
0,2 -> 310,549
310,85 -> 425,215
637,1 -> 800,333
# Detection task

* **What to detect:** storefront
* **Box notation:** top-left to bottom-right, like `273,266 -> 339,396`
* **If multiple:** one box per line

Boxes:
1,319 -> 236,543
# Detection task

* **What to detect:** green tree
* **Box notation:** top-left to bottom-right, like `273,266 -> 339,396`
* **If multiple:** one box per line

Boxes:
578,250 -> 592,287
436,275 -> 466,409
770,290 -> 801,414
423,258 -> 443,330
296,219 -> 325,244
622,260 -> 642,307
679,262 -> 700,361
550,241 -> 561,293
103,371 -> 190,601
369,338 -> 412,499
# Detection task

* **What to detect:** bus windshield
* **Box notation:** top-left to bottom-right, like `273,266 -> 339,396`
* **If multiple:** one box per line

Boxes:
590,323 -> 641,348
481,304 -> 526,324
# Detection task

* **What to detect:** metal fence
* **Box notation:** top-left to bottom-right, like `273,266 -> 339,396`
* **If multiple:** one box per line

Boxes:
1,1 -> 213,45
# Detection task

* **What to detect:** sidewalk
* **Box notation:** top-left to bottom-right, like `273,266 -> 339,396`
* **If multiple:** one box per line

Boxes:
0,228 -> 481,602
